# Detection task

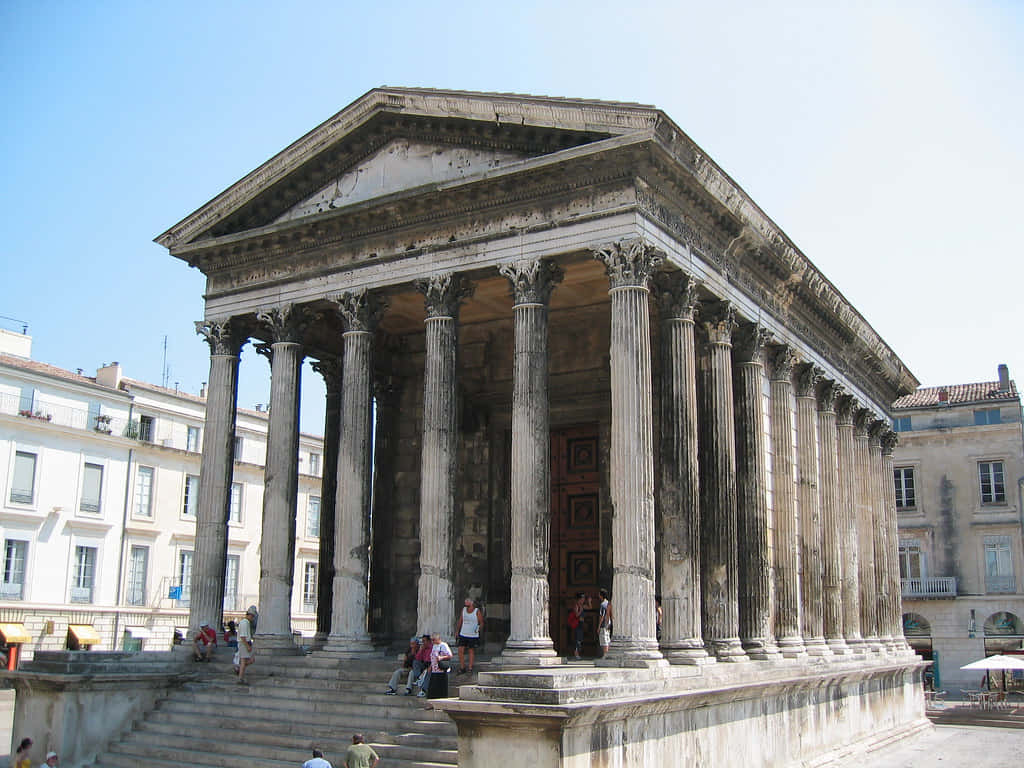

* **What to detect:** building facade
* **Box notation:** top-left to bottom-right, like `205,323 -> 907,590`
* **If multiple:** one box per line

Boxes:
892,364 -> 1024,691
0,328 -> 325,655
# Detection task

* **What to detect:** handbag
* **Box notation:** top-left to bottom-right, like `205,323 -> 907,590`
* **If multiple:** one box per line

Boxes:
438,657 -> 451,671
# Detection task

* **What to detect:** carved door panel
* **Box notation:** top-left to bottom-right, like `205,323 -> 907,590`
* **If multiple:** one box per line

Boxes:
549,424 -> 600,656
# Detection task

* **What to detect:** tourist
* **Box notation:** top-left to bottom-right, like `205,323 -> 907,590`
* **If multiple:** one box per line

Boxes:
11,737 -> 32,768
598,588 -> 613,656
302,747 -> 332,768
655,594 -> 663,642
424,632 -> 453,699
568,592 -> 591,658
386,636 -> 420,694
406,634 -> 432,695
236,604 -> 256,685
343,734 -> 379,768
39,753 -> 58,768
455,597 -> 484,674
224,620 -> 238,649
191,621 -> 217,662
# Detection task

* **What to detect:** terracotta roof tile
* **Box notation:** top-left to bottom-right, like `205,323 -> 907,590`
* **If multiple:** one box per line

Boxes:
0,353 -> 106,389
892,380 -> 1019,409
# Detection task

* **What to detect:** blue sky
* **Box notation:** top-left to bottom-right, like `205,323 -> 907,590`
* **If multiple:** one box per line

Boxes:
2,1 -> 1022,435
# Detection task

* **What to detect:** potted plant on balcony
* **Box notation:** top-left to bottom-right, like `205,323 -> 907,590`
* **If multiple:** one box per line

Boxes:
94,414 -> 112,434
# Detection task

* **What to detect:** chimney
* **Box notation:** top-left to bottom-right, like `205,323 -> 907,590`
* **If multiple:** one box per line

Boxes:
96,361 -> 123,389
199,382 -> 207,399
998,364 -> 1010,392
937,388 -> 948,403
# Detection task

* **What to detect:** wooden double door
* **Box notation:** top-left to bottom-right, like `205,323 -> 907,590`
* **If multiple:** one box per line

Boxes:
549,424 -> 601,656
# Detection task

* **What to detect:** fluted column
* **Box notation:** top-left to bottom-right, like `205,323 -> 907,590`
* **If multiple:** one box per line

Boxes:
369,370 -> 402,640
190,320 -> 246,636
326,290 -> 386,654
854,409 -> 881,652
310,357 -> 342,645
794,364 -> 830,656
499,259 -> 563,666
594,239 -> 666,668
817,379 -> 849,656
733,323 -> 779,661
869,420 -> 894,651
415,273 -> 473,638
767,346 -> 806,658
652,272 -> 711,665
698,301 -> 747,662
881,430 -> 911,653
255,305 -> 309,649
835,395 -> 863,652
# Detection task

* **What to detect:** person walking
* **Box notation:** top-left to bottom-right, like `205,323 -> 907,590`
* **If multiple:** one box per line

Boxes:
343,734 -> 379,768
11,737 -> 32,768
598,588 -> 613,656
236,605 -> 256,684
455,597 -> 484,674
302,748 -> 332,768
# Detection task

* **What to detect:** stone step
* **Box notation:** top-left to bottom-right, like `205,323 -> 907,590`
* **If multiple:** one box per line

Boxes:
177,675 -> 457,705
95,751 -> 453,768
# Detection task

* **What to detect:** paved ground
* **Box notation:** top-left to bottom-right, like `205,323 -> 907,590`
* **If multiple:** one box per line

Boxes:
853,723 -> 1024,767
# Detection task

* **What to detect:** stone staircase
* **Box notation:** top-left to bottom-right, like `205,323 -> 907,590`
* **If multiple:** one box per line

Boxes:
87,650 -> 459,768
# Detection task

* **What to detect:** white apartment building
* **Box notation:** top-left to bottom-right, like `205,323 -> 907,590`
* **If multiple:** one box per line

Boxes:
892,364 -> 1024,692
0,328 -> 325,657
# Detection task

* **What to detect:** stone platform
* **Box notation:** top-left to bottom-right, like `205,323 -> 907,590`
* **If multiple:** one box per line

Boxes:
434,654 -> 929,767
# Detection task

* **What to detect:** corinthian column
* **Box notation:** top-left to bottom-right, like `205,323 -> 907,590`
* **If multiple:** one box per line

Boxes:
255,305 -> 309,650
795,364 -> 830,656
835,395 -> 863,653
499,259 -> 563,666
817,379 -> 849,656
869,420 -> 894,651
326,290 -> 386,655
310,356 -> 342,646
697,301 -> 747,662
881,430 -> 912,653
767,345 -> 806,658
415,273 -> 473,639
652,271 -> 711,665
191,319 -> 246,637
854,409 -> 881,652
594,239 -> 665,667
733,323 -> 780,661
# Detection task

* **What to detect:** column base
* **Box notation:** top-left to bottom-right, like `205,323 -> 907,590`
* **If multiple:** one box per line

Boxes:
253,633 -> 302,655
776,636 -> 808,659
308,631 -> 330,651
322,633 -> 376,658
743,638 -> 783,662
661,641 -> 716,666
498,640 -> 563,668
844,636 -> 867,655
595,640 -> 668,669
802,637 -> 834,657
826,637 -> 853,656
708,638 -> 750,663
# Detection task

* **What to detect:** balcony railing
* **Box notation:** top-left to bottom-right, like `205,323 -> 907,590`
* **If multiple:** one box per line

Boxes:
1,392 -> 136,439
902,576 -> 957,598
986,575 -> 1016,594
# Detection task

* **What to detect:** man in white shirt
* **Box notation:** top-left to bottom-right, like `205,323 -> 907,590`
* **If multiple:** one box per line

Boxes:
236,605 -> 256,685
302,748 -> 332,768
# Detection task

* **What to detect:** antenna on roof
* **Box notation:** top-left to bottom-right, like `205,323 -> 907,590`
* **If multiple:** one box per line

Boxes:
161,335 -> 169,388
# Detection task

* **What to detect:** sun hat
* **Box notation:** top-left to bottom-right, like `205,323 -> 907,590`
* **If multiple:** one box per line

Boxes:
46,752 -> 57,760
246,605 -> 257,615
199,621 -> 209,627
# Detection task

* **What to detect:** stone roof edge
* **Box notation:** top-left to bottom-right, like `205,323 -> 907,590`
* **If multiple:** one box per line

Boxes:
154,86 -> 662,250
0,354 -> 129,398
892,381 -> 1021,410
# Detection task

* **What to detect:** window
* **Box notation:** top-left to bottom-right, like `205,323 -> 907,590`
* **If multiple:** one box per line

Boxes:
186,425 -> 201,453
302,562 -> 318,613
80,462 -> 104,514
894,467 -> 916,509
979,461 -> 1006,504
178,550 -> 193,606
984,535 -> 1015,593
309,453 -> 321,476
134,466 -> 154,517
898,539 -> 924,580
138,415 -> 154,442
2,540 -> 27,599
892,415 -> 912,432
182,475 -> 199,518
229,482 -> 242,524
126,545 -> 149,606
224,554 -> 239,611
974,408 -> 1001,426
307,496 -> 321,538
9,450 -> 37,505
71,545 -> 97,603
234,437 -> 243,461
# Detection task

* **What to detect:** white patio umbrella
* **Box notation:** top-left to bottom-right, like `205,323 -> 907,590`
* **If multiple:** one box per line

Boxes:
959,654 -> 1024,670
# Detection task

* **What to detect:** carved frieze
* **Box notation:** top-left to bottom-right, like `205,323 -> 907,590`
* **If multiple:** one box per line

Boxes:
498,258 -> 564,305
415,273 -> 475,318
331,289 -> 388,333
652,270 -> 700,321
256,305 -> 312,345
195,319 -> 246,357
594,238 -> 664,290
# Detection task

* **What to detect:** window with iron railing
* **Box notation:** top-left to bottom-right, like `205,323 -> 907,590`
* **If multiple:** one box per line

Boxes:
126,545 -> 148,606
302,562 -> 318,614
2,540 -> 27,599
985,535 -> 1015,593
71,545 -> 96,603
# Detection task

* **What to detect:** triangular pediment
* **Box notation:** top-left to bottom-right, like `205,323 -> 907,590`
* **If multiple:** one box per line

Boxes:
273,138 -> 530,225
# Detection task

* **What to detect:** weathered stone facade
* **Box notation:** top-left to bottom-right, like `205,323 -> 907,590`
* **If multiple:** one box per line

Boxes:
157,88 -> 925,765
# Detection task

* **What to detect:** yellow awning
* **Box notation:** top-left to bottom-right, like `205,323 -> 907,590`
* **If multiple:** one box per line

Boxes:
0,623 -> 31,644
68,624 -> 102,645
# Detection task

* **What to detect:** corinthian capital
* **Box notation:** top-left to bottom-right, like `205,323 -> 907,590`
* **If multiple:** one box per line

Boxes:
331,289 -> 388,333
794,363 -> 823,398
699,301 -> 737,345
853,407 -> 873,438
767,344 -> 798,382
652,270 -> 700,321
880,429 -> 898,455
499,259 -> 564,305
733,323 -> 773,365
195,319 -> 247,357
836,394 -> 857,426
256,304 -> 312,344
415,273 -> 474,319
815,379 -> 841,413
311,356 -> 343,393
594,238 -> 664,290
